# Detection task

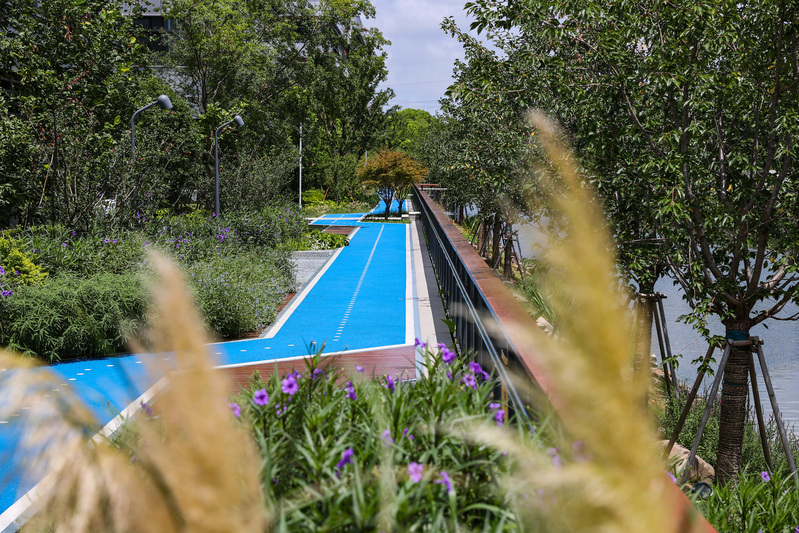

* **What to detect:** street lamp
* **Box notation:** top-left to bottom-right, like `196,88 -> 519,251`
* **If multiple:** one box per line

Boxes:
130,94 -> 173,152
214,115 -> 244,215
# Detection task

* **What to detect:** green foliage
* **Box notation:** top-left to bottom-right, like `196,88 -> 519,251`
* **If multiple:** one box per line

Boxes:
301,200 -> 376,218
658,391 -> 799,474
186,251 -> 293,339
373,108 -> 438,158
0,237 -> 48,288
302,189 -> 328,206
320,153 -> 361,203
0,272 -> 148,362
284,230 -> 350,251
13,226 -> 147,276
356,150 -> 427,219
234,347 -> 527,530
694,469 -> 799,533
452,0 -> 799,478
0,204 -> 306,358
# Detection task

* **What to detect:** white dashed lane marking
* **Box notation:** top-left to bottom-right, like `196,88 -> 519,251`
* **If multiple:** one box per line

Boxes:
333,225 -> 384,342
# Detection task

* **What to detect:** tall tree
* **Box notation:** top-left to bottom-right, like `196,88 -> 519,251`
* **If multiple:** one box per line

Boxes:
0,0 -> 197,228
162,0 -> 392,205
457,0 -> 799,479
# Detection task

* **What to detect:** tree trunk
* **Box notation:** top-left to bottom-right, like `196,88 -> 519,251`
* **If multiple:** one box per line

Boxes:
633,297 -> 654,368
480,216 -> 490,257
633,294 -> 655,402
490,215 -> 502,267
716,326 -> 751,482
503,224 -> 514,279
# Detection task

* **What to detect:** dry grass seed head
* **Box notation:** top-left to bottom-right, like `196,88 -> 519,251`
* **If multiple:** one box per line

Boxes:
1,253 -> 265,532
467,111 -> 677,532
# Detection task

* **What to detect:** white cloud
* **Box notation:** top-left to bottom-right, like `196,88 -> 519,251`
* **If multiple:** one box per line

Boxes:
365,0 -> 476,114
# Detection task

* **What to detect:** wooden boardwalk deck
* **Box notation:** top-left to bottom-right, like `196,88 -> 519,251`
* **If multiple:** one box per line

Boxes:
220,345 -> 418,394
321,225 -> 360,236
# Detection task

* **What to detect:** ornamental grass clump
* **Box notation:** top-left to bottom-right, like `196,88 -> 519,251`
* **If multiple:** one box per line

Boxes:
0,253 -> 265,532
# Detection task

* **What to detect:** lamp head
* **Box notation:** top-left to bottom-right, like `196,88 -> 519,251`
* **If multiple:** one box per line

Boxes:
157,94 -> 173,110
233,115 -> 244,128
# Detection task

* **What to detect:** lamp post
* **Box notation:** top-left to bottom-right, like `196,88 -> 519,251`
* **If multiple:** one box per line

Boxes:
214,115 -> 244,215
130,94 -> 172,153
298,123 -> 303,208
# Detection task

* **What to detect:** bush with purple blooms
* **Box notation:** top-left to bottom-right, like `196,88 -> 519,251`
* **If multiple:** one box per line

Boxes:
0,204 -> 327,360
232,344 -> 534,531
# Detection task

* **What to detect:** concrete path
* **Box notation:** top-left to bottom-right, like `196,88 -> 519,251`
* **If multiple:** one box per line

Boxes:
0,213 -> 448,530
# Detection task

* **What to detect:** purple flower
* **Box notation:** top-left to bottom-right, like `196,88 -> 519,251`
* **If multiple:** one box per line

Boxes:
414,338 -> 426,349
287,370 -> 302,380
335,448 -> 355,478
382,429 -> 394,445
104,238 -> 110,243
112,239 -> 118,244
229,402 -> 241,418
385,375 -> 396,393
470,362 -> 490,380
254,388 -> 269,406
435,471 -> 453,493
345,381 -> 357,401
462,373 -> 477,390
0,266 -> 4,275
494,409 -> 505,426
282,375 -> 299,396
548,448 -> 562,468
402,427 -> 414,441
140,401 -> 153,416
408,462 -> 424,482
762,471 -> 771,482
489,402 -> 501,410
61,242 -> 67,247
447,371 -> 453,381
355,365 -> 364,374
441,347 -> 456,365
312,368 -> 323,380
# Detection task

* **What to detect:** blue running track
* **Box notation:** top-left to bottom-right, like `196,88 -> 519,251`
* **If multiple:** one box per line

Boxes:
0,216 -> 411,524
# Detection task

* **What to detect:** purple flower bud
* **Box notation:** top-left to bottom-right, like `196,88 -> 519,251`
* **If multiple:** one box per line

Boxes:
435,471 -> 453,493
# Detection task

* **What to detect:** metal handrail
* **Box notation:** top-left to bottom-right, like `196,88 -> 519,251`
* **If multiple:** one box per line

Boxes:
413,186 -> 536,422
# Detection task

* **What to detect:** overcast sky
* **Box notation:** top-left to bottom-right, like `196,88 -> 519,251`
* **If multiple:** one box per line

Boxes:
365,1 -> 477,115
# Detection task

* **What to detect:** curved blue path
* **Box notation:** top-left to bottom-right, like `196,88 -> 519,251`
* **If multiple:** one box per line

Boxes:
0,216 -> 412,525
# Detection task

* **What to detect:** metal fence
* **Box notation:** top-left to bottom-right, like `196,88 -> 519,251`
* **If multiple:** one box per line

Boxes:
413,185 -> 538,422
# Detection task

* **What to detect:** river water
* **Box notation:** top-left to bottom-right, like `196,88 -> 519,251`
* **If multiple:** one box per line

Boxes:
514,223 -> 799,427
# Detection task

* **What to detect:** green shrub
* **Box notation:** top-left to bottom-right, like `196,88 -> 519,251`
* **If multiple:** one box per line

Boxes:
0,272 -> 148,362
284,229 -> 349,251
142,205 -> 306,263
0,236 -> 48,289
658,390 -> 799,475
301,189 -> 327,206
186,251 -> 294,339
12,225 -> 146,276
693,469 -> 799,532
232,347 -> 526,530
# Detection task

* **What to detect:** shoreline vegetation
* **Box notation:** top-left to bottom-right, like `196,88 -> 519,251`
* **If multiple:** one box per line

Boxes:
449,196 -> 799,532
